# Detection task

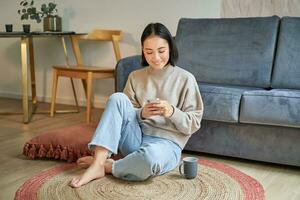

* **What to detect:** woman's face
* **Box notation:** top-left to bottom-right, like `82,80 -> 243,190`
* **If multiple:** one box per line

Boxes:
143,35 -> 170,70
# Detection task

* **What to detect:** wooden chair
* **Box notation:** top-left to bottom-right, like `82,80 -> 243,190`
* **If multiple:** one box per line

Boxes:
50,29 -> 123,124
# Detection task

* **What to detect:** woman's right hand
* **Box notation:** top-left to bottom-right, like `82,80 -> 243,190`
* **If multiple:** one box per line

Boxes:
141,102 -> 163,119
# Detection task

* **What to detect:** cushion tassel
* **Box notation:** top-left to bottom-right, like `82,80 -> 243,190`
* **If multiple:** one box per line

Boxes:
23,143 -> 30,155
28,144 -> 37,159
54,145 -> 61,159
38,145 -> 47,158
67,148 -> 75,163
46,144 -> 55,158
60,147 -> 68,160
76,149 -> 82,160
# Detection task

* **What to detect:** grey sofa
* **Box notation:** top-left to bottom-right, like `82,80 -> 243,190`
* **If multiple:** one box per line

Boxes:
115,16 -> 300,167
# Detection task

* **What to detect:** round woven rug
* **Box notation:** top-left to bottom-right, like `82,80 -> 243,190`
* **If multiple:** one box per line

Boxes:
15,159 -> 264,200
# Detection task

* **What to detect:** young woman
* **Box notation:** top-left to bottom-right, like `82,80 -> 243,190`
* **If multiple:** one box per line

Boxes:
70,22 -> 203,188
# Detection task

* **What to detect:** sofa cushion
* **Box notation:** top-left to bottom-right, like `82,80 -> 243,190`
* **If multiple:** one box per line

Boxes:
272,17 -> 300,89
116,55 -> 142,92
175,16 -> 279,88
240,89 -> 300,128
199,83 -> 261,123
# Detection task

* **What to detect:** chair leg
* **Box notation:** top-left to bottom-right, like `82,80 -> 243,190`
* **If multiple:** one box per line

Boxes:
86,72 -> 93,124
81,79 -> 88,98
50,69 -> 58,117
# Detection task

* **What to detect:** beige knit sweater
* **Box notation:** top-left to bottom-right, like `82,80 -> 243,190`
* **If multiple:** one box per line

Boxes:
123,64 -> 203,149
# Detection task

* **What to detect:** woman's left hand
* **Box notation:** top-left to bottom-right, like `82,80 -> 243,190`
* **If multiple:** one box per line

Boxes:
156,100 -> 174,118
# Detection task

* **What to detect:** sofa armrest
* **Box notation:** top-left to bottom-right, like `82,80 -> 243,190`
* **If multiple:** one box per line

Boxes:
115,55 -> 142,92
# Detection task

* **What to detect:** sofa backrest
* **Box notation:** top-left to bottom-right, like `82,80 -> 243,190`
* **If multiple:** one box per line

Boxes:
272,17 -> 300,89
115,55 -> 142,92
175,16 -> 280,88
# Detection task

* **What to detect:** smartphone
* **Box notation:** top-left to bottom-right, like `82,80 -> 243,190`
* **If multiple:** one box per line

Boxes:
147,98 -> 160,104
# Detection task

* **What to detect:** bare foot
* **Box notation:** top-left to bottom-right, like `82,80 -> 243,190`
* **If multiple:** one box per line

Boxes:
69,162 -> 105,188
77,156 -> 94,169
77,157 -> 114,171
105,158 -> 114,174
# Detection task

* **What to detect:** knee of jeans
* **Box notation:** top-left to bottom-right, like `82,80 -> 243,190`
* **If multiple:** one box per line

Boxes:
109,92 -> 127,101
108,92 -> 128,103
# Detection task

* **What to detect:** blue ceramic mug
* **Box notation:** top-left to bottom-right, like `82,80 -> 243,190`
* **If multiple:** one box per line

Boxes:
179,157 -> 198,179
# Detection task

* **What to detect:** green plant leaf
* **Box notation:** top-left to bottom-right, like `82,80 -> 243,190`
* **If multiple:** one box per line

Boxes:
41,4 -> 46,11
31,7 -> 36,14
21,13 -> 29,20
18,0 -> 58,22
49,2 -> 56,9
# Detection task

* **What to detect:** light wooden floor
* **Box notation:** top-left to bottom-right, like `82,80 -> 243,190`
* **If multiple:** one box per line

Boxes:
0,97 -> 299,200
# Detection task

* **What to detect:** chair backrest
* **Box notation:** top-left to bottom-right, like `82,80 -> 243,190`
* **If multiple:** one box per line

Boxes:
70,29 -> 123,66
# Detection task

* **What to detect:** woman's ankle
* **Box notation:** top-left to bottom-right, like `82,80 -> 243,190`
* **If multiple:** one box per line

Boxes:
104,159 -> 114,174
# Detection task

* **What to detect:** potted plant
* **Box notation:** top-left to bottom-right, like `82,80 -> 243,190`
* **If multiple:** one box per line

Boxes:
17,0 -> 35,32
18,0 -> 62,32
40,2 -> 62,32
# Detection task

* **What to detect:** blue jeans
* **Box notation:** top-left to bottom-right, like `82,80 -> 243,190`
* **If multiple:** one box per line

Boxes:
88,93 -> 182,181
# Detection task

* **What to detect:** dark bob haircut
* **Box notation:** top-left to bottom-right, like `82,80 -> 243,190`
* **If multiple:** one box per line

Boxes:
141,23 -> 178,67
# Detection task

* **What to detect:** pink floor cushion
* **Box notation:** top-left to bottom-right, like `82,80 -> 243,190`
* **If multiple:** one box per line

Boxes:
23,124 -> 97,162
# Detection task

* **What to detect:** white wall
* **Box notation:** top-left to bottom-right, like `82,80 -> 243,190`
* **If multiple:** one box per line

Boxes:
221,0 -> 300,17
0,0 -> 221,108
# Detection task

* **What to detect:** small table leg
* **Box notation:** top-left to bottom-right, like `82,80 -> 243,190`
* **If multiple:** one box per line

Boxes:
29,36 -> 37,106
20,37 -> 30,123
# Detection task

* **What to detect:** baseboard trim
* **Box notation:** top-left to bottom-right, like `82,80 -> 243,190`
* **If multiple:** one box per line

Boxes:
0,91 -> 108,109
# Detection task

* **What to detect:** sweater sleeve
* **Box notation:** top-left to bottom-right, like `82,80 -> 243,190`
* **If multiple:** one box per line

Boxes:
169,76 -> 204,135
